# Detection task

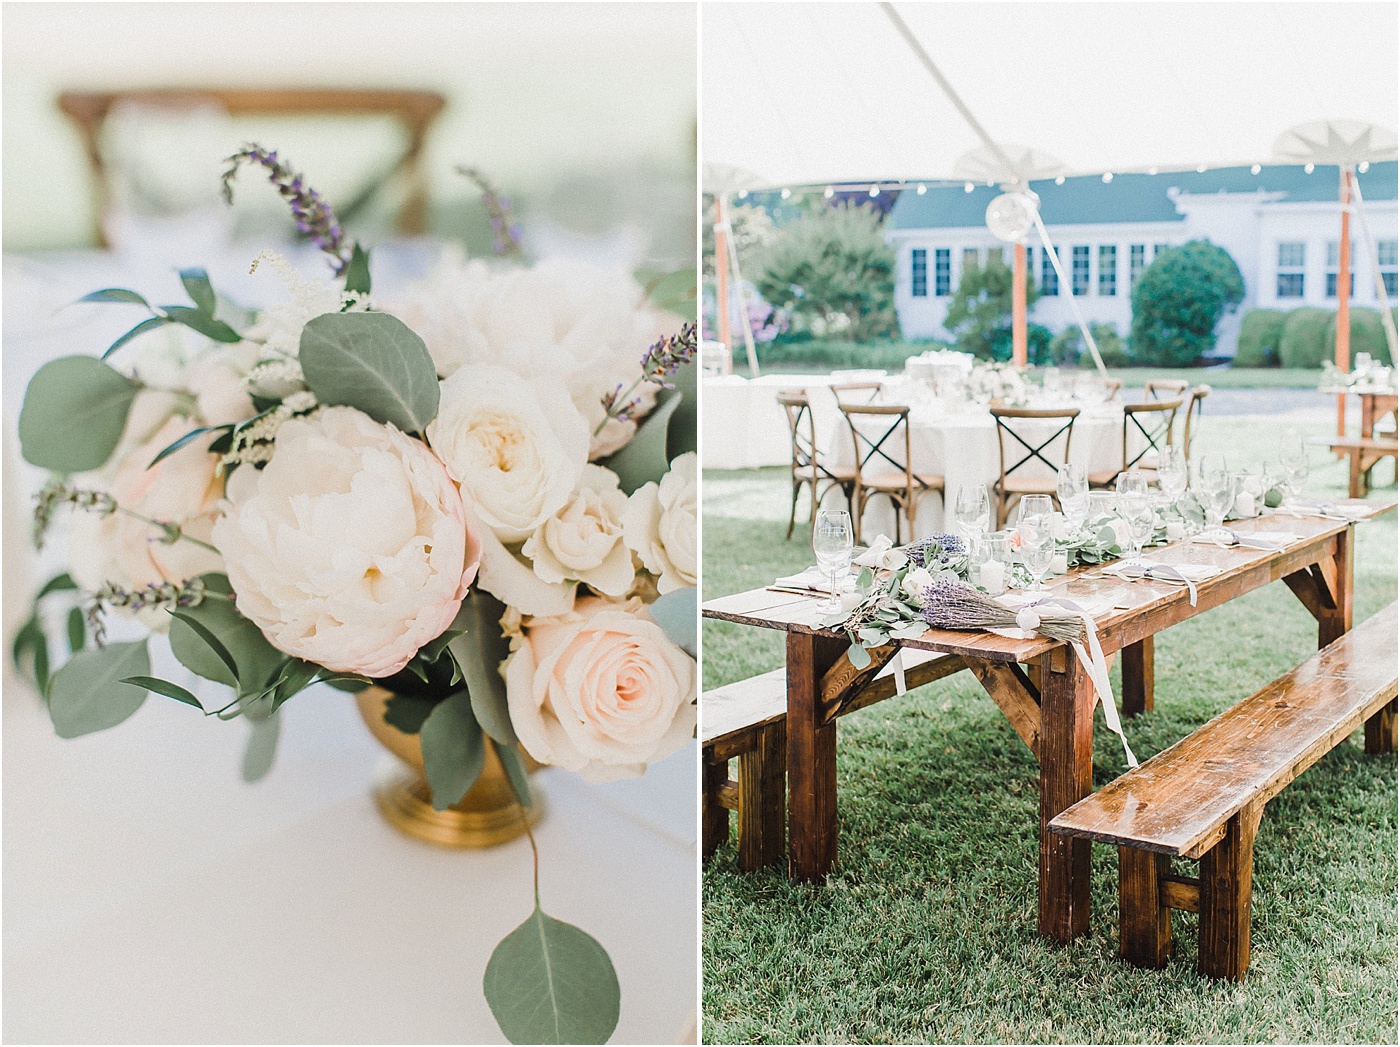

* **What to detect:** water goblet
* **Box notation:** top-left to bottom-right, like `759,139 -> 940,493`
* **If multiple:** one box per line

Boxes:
1280,435 -> 1308,498
1056,463 -> 1089,529
1017,494 -> 1055,528
1157,447 -> 1188,503
953,483 -> 991,540
813,509 -> 854,614
1017,522 -> 1054,592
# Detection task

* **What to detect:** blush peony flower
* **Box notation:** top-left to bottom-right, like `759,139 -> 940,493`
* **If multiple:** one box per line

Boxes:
427,363 -> 589,543
68,414 -> 226,594
522,465 -> 634,596
211,407 -> 479,677
504,596 -> 696,782
622,452 -> 697,594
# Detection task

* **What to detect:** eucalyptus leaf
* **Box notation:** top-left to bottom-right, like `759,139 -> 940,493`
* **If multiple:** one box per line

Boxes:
168,593 -> 283,694
299,312 -> 439,433
382,693 -> 439,735
19,356 -> 140,473
267,659 -> 321,712
121,675 -> 204,711
343,242 -> 372,297
665,357 -> 697,460
847,642 -> 872,670
12,614 -> 47,690
178,267 -> 218,314
36,573 -> 78,599
599,389 -> 683,495
79,287 -> 151,308
162,306 -> 241,343
241,701 -> 281,782
47,640 -> 150,738
495,741 -> 532,808
66,607 -> 85,654
483,907 -> 620,1045
419,690 -> 485,810
104,315 -> 173,359
448,590 -> 517,747
647,587 -> 697,657
169,611 -> 240,685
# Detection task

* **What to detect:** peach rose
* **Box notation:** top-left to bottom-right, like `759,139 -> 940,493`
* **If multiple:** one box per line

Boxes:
211,407 -> 480,677
505,596 -> 696,782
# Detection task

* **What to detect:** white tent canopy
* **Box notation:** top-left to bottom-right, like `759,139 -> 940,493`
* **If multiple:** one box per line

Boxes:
702,1 -> 1398,189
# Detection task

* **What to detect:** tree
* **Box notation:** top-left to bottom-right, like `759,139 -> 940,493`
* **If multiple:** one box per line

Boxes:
751,202 -> 897,341
1129,240 -> 1244,365
943,257 -> 1043,361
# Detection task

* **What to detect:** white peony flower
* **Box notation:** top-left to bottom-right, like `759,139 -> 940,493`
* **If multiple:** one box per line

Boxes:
901,566 -> 935,600
522,465 -> 634,596
211,407 -> 480,678
622,452 -> 697,595
427,363 -> 590,543
504,596 -> 696,783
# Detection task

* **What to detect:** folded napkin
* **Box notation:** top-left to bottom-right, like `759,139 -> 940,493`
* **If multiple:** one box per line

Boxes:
775,565 -> 856,594
1277,500 -> 1370,522
1190,529 -> 1299,552
1100,559 -> 1223,607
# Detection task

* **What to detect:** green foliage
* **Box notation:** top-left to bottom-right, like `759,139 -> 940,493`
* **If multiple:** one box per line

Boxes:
419,690 -> 485,810
241,699 -> 280,782
739,338 -> 951,373
178,268 -> 218,314
299,312 -> 440,434
599,382 -> 685,495
12,572 -> 79,693
19,356 -> 140,473
168,582 -> 284,695
1235,309 -> 1288,367
1048,323 -> 1130,368
382,693 -> 439,734
449,590 -> 518,748
751,202 -> 897,341
47,640 -> 150,738
1129,241 -> 1245,365
942,259 -> 1043,362
343,243 -> 372,297
484,906 -> 621,1045
121,675 -> 204,711
1324,306 -> 1393,366
648,586 -> 697,657
1279,307 -> 1334,368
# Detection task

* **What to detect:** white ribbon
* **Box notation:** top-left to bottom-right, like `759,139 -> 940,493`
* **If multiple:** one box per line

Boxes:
892,649 -> 907,696
1034,598 -> 1139,769
1107,562 -> 1199,607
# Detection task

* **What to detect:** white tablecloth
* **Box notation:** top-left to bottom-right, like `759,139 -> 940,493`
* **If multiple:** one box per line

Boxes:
701,373 -> 849,470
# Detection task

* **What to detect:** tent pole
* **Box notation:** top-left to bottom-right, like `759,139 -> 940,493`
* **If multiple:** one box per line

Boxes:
1336,167 -> 1352,438
1012,241 -> 1027,368
715,194 -> 732,369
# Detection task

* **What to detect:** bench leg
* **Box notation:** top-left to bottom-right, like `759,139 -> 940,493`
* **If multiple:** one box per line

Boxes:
1119,847 -> 1171,968
737,721 -> 787,871
1349,449 -> 1365,499
701,753 -> 729,859
1198,803 -> 1259,981
1365,697 -> 1398,755
1121,636 -> 1154,717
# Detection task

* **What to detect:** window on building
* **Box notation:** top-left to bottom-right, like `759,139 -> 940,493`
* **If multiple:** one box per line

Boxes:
1022,245 -> 1035,289
987,246 -> 1005,268
1379,239 -> 1398,298
1071,245 -> 1090,296
962,247 -> 979,274
1098,245 -> 1117,296
1040,245 -> 1059,296
1153,243 -> 1170,260
1325,241 -> 1355,299
911,248 -> 928,297
933,248 -> 951,296
1277,241 -> 1306,298
1129,244 -> 1146,290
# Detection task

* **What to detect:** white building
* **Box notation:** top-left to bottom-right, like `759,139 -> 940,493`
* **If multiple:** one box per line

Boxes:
886,162 -> 1398,356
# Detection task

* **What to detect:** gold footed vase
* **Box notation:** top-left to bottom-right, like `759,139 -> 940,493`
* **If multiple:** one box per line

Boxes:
356,686 -> 542,848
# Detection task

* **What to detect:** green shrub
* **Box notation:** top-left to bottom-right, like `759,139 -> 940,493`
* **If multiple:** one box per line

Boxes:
1234,309 -> 1287,367
1278,307 -> 1334,368
1027,323 -> 1054,366
1129,241 -> 1245,365
1049,323 -> 1130,367
942,259 -> 1043,361
735,338 -> 950,372
1324,307 -> 1393,366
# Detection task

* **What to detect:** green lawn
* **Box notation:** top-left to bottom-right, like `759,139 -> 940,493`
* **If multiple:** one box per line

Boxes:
701,417 -> 1398,1044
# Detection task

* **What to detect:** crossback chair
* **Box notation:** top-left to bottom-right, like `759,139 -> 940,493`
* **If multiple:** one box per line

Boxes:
1145,378 -> 1189,400
1103,377 -> 1124,400
831,381 -> 883,405
776,390 -> 855,540
1180,384 -> 1211,463
989,406 -> 1080,528
1090,398 -> 1182,488
839,404 -> 944,544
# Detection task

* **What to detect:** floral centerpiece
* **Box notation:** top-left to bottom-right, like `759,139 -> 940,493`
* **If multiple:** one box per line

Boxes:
13,147 -> 696,1045
967,360 -> 1029,404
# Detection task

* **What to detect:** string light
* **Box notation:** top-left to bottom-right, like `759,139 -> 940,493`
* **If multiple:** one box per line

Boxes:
1360,161 -> 1370,173
1101,172 -> 1113,183
738,189 -> 748,199
1305,162 -> 1315,174
780,187 -> 791,199
1055,176 -> 1065,185
1251,163 -> 1261,175
1196,164 -> 1207,173
916,183 -> 927,195
824,186 -> 834,198
964,182 -> 974,193
869,186 -> 880,197
1147,167 -> 1158,176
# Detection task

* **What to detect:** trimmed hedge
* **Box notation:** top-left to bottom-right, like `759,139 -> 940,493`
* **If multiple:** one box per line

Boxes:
1278,308 -> 1334,368
1324,307 -> 1393,366
1234,309 -> 1287,367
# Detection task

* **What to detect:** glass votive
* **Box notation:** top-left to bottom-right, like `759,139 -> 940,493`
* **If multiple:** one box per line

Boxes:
1166,519 -> 1185,541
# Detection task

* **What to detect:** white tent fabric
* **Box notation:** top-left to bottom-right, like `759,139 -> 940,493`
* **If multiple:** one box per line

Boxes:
702,1 -> 1398,188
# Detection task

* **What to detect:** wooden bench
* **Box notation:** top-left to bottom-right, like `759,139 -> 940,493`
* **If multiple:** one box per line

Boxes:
1049,602 -> 1398,980
1318,435 -> 1397,498
702,649 -> 964,870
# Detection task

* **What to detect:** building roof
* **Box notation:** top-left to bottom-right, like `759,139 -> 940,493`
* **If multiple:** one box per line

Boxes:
887,161 -> 1398,231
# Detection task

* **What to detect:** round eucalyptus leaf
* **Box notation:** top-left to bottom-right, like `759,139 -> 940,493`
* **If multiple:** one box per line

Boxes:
19,356 -> 140,473
48,640 -> 150,738
299,312 -> 439,434
419,690 -> 484,810
484,908 -> 620,1045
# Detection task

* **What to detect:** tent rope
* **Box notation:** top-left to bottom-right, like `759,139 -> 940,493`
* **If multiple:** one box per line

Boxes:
1345,171 -> 1399,359
1031,208 -> 1109,378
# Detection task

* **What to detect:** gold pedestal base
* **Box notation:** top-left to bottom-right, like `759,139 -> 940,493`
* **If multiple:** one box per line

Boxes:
373,767 -> 543,849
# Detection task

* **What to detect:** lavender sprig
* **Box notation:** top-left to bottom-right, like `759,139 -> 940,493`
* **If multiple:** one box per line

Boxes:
33,480 -> 116,549
594,322 -> 698,436
457,166 -> 524,258
904,533 -> 965,571
919,579 -> 1086,644
86,577 -> 210,647
222,146 -> 351,274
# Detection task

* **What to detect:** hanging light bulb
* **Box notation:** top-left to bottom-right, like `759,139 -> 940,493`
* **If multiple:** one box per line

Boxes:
1148,167 -> 1158,176
780,187 -> 791,199
916,183 -> 927,195
1251,163 -> 1262,175
1102,172 -> 1113,183
964,182 -> 974,193
869,186 -> 880,198
1055,175 -> 1065,185
738,189 -> 748,199
824,186 -> 834,198
1360,161 -> 1371,173
1196,164 -> 1207,173
1305,162 -> 1315,174
985,190 -> 1039,244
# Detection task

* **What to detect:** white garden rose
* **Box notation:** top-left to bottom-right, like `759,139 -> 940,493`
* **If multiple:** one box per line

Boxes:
427,363 -> 589,543
622,452 -> 697,594
522,465 -> 634,596
504,596 -> 696,783
211,407 -> 480,678
901,566 -> 935,600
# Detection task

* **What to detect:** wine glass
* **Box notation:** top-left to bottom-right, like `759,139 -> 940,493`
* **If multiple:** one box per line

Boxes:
1280,435 -> 1308,498
953,483 -> 991,540
1115,472 -> 1151,557
1157,447 -> 1188,503
1017,520 -> 1054,592
812,509 -> 854,614
1087,490 -> 1117,521
1017,494 -> 1055,528
1197,466 -> 1235,533
1056,463 -> 1089,529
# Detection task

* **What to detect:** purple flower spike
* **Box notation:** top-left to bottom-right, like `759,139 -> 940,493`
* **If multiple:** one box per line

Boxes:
222,145 -> 351,275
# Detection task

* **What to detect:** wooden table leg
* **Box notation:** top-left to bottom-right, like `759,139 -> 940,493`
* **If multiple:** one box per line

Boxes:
786,631 -> 847,882
1121,636 -> 1154,717
1318,528 -> 1354,649
1039,651 -> 1095,942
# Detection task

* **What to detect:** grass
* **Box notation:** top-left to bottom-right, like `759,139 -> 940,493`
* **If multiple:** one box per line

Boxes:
701,415 -> 1398,1044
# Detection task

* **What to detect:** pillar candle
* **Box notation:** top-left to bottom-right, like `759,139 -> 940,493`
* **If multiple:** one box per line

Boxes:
980,560 -> 1006,594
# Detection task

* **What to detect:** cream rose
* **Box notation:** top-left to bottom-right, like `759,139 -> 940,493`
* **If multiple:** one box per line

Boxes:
68,414 -> 225,593
622,452 -> 697,594
900,566 -> 935,600
427,363 -> 589,543
211,407 -> 480,677
521,465 -> 634,596
505,596 -> 696,782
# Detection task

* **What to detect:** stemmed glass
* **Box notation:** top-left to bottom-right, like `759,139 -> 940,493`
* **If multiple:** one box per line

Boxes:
953,483 -> 992,540
1280,435 -> 1308,500
812,509 -> 854,614
1116,471 -> 1153,558
1056,463 -> 1089,530
1157,447 -> 1188,504
1017,494 -> 1055,527
1196,456 -> 1235,534
1016,516 -> 1055,592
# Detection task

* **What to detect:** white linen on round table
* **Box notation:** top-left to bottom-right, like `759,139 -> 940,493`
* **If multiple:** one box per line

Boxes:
823,403 -> 1125,538
702,373 -> 855,469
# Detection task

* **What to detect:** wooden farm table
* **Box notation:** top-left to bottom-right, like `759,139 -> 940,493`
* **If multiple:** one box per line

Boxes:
702,497 -> 1398,944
